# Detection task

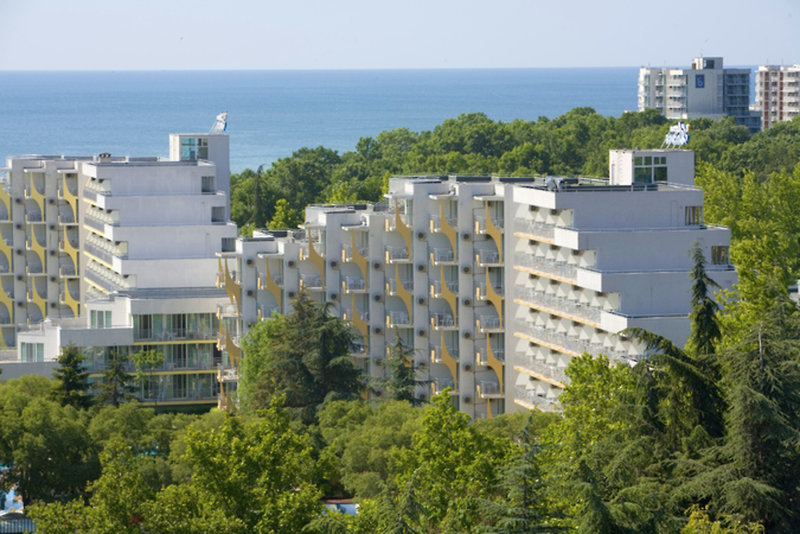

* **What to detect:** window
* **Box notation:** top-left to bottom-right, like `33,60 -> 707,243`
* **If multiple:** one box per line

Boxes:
711,246 -> 730,265
180,138 -> 197,161
172,374 -> 187,399
197,138 -> 208,160
90,310 -> 112,328
21,342 -> 44,363
685,206 -> 703,225
211,206 -> 225,223
172,344 -> 188,368
201,175 -> 215,193
134,314 -> 153,340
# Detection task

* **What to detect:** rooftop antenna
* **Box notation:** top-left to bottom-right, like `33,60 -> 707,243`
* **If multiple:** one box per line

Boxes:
210,111 -> 228,133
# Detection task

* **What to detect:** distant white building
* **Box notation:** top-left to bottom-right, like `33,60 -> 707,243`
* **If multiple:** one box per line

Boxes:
216,148 -> 736,417
638,57 -> 760,133
755,64 -> 800,130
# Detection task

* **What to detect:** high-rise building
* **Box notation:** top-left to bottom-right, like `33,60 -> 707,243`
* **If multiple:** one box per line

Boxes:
216,149 -> 736,417
755,65 -> 800,130
1,132 -> 239,408
638,57 -> 760,133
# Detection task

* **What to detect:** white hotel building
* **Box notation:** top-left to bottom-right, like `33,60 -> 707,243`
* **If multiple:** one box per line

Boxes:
0,132 -> 239,408
755,64 -> 800,130
217,148 -> 736,416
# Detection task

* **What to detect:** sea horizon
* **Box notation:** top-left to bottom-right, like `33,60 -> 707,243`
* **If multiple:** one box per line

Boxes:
0,67 -> 752,173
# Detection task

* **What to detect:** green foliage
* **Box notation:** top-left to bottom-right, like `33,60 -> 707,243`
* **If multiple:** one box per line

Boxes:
378,336 -> 427,406
240,291 -> 363,421
94,351 -> 134,407
52,344 -> 91,409
318,400 -> 422,499
269,197 -> 302,229
131,348 -> 165,404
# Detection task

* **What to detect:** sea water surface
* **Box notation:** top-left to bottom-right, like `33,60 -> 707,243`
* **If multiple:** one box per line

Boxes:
0,69 -> 639,173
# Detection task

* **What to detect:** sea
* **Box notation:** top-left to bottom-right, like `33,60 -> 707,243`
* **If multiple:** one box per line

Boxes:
0,68 -> 642,173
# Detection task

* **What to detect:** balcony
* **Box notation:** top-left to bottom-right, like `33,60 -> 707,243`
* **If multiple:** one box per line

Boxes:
60,227 -> 79,274
514,385 -> 561,412
514,322 -> 632,362
516,356 -> 568,387
476,272 -> 503,323
386,310 -> 411,328
299,274 -> 323,290
429,247 -> 455,265
430,265 -> 457,320
385,246 -> 410,263
60,281 -> 79,316
59,174 -> 77,221
431,343 -> 459,363
477,380 -> 503,399
0,188 -> 10,221
514,220 -> 555,241
429,201 -> 457,252
431,378 -> 456,397
476,337 -> 504,393
514,253 -> 577,282
516,288 -> 601,327
216,257 -> 241,309
27,276 -> 47,318
475,248 -> 502,267
25,174 -> 45,214
430,312 -> 456,330
343,300 -> 369,341
475,201 -> 503,257
386,265 -> 412,316
341,234 -> 368,280
342,275 -> 366,293
385,200 -> 412,251
258,262 -> 283,313
26,230 -> 46,269
476,314 -> 502,333
257,305 -> 280,321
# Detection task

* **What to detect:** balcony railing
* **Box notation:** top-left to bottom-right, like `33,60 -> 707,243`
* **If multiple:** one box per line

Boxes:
386,311 -> 411,327
430,247 -> 454,263
517,288 -> 601,324
475,249 -> 501,265
518,355 -> 569,385
386,246 -> 410,261
515,220 -> 555,240
342,276 -> 366,291
299,274 -> 322,288
387,278 -> 412,293
430,312 -> 455,328
515,322 -> 632,361
515,386 -> 561,412
515,253 -> 577,280
430,279 -> 458,295
476,314 -> 502,331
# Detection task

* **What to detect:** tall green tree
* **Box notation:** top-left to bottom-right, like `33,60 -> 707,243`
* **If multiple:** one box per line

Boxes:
52,344 -> 91,409
131,349 -> 164,406
95,351 -> 134,407
240,291 -> 363,421
379,336 -> 427,406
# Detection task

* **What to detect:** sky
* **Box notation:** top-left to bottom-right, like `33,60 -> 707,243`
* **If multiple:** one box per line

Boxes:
0,0 -> 797,70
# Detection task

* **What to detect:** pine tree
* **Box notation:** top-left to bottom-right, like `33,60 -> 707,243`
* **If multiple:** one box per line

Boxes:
687,244 -> 722,374
95,351 -> 134,407
380,336 -> 427,406
52,344 -> 91,409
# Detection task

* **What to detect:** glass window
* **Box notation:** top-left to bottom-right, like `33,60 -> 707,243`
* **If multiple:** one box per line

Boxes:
634,156 -> 644,165
685,206 -> 703,225
653,167 -> 668,182
634,167 -> 651,183
644,156 -> 652,165
711,246 -> 730,265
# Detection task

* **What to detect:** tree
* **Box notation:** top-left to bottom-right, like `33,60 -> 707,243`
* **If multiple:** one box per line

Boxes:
52,344 -> 91,409
95,351 -> 133,407
131,349 -> 164,406
687,244 -> 722,363
268,198 -> 301,229
379,336 -> 427,406
240,291 -> 363,421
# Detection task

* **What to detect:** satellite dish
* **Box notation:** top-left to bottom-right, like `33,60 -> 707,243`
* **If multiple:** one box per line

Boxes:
210,112 -> 228,133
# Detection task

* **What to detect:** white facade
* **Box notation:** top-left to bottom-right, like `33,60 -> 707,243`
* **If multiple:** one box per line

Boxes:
755,65 -> 800,130
217,149 -> 736,417
638,57 -> 760,132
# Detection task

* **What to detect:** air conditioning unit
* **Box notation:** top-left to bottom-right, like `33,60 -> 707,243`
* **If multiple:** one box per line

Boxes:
463,396 -> 472,404
373,262 -> 382,270
461,233 -> 471,241
287,260 -> 296,268
49,276 -> 56,282
416,231 -> 425,240
49,302 -> 56,308
417,329 -> 426,337
416,297 -> 426,305
463,331 -> 472,339
416,264 -> 426,272
329,293 -> 338,301
372,294 -> 382,302
329,260 -> 338,269
246,289 -> 254,297
373,326 -> 383,335
47,198 -> 55,205
287,291 -> 297,298
462,266 -> 472,274
15,249 -> 22,256
15,275 -> 22,281
14,224 -> 21,230
49,250 -> 56,256
246,258 -> 253,266
463,363 -> 473,372
48,224 -> 56,230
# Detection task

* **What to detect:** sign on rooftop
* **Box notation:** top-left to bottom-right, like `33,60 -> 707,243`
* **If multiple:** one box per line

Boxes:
662,122 -> 689,148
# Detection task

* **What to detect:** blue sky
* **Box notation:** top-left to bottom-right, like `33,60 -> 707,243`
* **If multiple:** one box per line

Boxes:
1,0 -> 797,70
